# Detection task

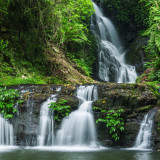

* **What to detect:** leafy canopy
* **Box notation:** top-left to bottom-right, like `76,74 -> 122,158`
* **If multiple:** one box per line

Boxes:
54,0 -> 94,45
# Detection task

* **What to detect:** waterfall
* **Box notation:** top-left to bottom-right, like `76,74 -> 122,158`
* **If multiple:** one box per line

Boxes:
91,1 -> 137,83
134,109 -> 157,149
0,115 -> 14,146
37,95 -> 57,146
55,85 -> 98,147
25,97 -> 36,146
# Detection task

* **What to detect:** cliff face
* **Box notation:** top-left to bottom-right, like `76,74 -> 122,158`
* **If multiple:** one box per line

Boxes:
10,84 -> 159,149
93,83 -> 158,148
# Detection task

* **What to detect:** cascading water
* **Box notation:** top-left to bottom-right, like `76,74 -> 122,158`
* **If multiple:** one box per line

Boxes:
0,115 -> 14,146
134,109 -> 157,149
37,94 -> 57,146
55,85 -> 98,147
91,1 -> 137,83
25,97 -> 36,146
37,87 -> 61,146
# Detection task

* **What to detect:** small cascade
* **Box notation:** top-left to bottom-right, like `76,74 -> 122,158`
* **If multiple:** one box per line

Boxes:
91,1 -> 137,83
37,87 -> 61,146
134,109 -> 157,149
55,85 -> 98,147
0,115 -> 14,146
25,97 -> 35,146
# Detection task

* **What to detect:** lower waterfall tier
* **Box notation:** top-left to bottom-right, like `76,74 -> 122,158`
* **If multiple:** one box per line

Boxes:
6,84 -> 159,150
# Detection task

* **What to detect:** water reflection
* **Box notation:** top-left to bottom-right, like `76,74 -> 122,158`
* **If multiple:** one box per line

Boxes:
135,152 -> 159,160
0,148 -> 160,160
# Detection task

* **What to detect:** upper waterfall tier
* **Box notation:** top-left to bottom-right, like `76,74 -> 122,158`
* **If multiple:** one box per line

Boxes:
91,1 -> 137,83
76,85 -> 98,101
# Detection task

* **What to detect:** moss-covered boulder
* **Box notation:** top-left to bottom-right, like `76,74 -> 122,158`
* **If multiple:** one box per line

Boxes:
94,83 -> 157,109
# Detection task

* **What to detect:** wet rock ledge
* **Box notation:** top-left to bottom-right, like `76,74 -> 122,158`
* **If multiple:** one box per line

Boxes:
9,83 -> 159,149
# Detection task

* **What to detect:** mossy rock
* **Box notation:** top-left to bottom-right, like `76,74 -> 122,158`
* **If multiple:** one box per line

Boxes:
56,95 -> 79,111
30,93 -> 51,103
121,122 -> 140,147
134,105 -> 153,113
155,109 -> 160,125
59,85 -> 77,96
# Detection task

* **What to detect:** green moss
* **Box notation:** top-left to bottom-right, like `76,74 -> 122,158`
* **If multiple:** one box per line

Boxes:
0,76 -> 46,86
146,82 -> 160,98
135,105 -> 152,112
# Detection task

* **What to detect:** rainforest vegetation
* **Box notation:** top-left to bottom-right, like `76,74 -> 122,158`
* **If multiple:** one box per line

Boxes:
0,0 -> 160,87
0,0 -> 96,85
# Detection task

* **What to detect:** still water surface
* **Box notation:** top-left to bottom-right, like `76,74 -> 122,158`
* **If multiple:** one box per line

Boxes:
0,147 -> 160,160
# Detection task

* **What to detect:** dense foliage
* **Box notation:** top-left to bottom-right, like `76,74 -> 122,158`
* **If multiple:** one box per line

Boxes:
49,98 -> 71,121
54,0 -> 94,45
94,107 -> 124,141
0,87 -> 23,118
0,0 -> 95,85
141,0 -> 160,82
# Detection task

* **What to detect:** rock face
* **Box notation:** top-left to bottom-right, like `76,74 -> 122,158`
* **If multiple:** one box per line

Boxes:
93,83 -> 159,148
125,37 -> 148,76
9,84 -> 159,149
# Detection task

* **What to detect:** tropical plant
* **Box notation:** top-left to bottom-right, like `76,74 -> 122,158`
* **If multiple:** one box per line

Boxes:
138,0 -> 160,82
0,87 -> 23,118
49,98 -> 71,121
94,107 -> 124,141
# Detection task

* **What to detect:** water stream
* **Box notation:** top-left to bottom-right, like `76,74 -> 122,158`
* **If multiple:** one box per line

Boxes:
36,85 -> 98,148
37,95 -> 57,146
0,115 -> 14,146
91,1 -> 137,83
56,85 -> 98,147
134,109 -> 157,149
37,87 -> 61,146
